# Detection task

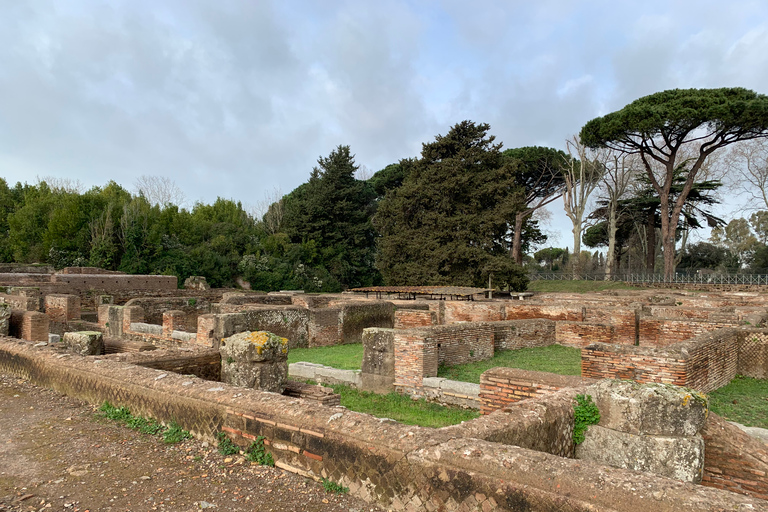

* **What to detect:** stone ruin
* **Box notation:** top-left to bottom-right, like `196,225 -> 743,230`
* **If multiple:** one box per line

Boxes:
219,330 -> 288,393
0,267 -> 767,510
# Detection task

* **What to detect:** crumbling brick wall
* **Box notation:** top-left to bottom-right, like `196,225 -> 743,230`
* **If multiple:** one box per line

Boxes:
581,328 -> 740,393
738,330 -> 768,378
491,319 -> 555,350
479,367 -> 595,415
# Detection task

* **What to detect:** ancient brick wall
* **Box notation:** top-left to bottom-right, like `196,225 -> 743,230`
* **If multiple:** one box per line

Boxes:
44,294 -> 81,323
701,413 -> 768,500
308,308 -> 341,347
0,293 -> 39,312
394,309 -> 435,328
738,330 -> 768,378
210,308 -> 310,349
124,297 -> 213,326
491,319 -> 555,350
51,274 -> 178,292
393,324 -> 493,393
638,317 -> 735,347
479,367 -> 594,415
582,328 -> 740,393
555,322 -> 614,347
443,301 -> 505,323
0,339 -> 764,511
505,303 -> 582,321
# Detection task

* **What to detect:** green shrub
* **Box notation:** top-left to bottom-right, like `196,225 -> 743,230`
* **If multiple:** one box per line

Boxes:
321,477 -> 349,494
244,436 -> 274,466
216,432 -> 240,455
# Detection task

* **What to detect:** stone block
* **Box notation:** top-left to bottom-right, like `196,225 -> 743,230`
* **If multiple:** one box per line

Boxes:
589,380 -> 707,436
130,323 -> 163,335
63,331 -> 104,356
48,333 -> 61,344
0,303 -> 10,336
575,425 -> 705,483
220,331 -> 288,393
184,276 -> 210,290
361,328 -> 395,393
106,306 -> 124,337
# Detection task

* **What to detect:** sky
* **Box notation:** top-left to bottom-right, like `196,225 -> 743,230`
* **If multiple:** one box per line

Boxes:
1,0 -> 767,246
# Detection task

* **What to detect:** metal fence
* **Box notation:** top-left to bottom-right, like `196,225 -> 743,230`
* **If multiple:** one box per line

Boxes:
528,272 -> 768,285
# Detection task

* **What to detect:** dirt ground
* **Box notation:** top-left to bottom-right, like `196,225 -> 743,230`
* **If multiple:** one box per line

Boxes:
0,374 -> 385,512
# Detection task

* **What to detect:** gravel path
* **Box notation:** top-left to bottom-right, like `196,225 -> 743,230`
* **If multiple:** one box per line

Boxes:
0,374 -> 385,512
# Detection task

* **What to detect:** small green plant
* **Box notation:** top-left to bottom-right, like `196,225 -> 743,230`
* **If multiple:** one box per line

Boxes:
244,436 -> 274,466
216,432 -> 240,455
321,477 -> 349,494
573,394 -> 600,445
188,298 -> 197,306
98,402 -> 190,443
163,421 -> 193,444
226,356 -> 235,364
469,349 -> 475,358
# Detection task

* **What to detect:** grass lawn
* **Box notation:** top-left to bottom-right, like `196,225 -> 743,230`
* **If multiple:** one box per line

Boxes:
324,383 -> 479,427
437,344 -> 582,383
708,375 -> 768,429
526,280 -> 639,293
288,343 -> 363,370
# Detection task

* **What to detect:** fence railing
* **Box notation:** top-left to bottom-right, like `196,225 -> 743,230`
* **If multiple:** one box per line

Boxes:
528,272 -> 768,285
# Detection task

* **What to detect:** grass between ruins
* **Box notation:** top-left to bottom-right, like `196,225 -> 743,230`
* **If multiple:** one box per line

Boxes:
437,345 -> 582,383
288,343 -> 364,370
303,380 -> 479,427
708,375 -> 768,429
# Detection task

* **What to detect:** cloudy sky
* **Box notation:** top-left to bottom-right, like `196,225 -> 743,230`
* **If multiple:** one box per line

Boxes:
1,0 -> 767,243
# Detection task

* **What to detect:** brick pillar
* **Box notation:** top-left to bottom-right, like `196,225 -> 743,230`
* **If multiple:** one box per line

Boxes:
163,310 -> 186,336
22,311 -> 49,342
196,314 -> 216,347
393,331 -> 437,395
122,306 -> 145,333
45,294 -> 81,323
98,304 -> 111,328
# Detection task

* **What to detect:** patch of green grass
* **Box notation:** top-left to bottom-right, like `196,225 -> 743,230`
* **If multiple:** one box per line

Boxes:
526,280 -> 639,293
288,343 -> 364,370
437,345 -> 582,383
98,402 -> 192,444
321,383 -> 478,428
708,375 -> 768,429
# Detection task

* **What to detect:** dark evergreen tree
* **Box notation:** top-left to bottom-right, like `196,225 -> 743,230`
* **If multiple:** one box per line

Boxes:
374,121 -> 528,290
282,145 -> 379,289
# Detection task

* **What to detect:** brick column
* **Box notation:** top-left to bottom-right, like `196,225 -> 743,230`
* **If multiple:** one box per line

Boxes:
45,294 -> 81,323
163,310 -> 186,337
22,311 -> 49,342
122,306 -> 145,333
196,314 -> 216,347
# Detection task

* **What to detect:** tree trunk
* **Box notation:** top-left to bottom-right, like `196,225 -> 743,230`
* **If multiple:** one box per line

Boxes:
645,211 -> 656,273
605,200 -> 618,280
511,212 -> 526,265
571,213 -> 582,279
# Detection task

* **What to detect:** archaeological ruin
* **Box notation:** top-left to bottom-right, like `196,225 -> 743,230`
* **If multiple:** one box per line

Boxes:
1,265 -> 767,510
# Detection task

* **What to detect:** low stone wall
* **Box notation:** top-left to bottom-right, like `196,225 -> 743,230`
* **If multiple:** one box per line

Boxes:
492,319 -> 555,350
443,301 -> 505,323
581,328 -> 740,393
51,273 -> 178,292
0,338 -> 764,511
479,367 -> 595,415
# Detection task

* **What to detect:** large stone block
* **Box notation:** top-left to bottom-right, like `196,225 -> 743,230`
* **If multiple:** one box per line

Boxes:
575,425 -> 705,483
63,331 -> 104,356
590,379 -> 708,436
361,328 -> 395,393
219,331 -> 288,393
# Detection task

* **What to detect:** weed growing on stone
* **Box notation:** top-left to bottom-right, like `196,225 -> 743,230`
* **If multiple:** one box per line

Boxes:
216,431 -> 240,455
244,436 -> 274,466
98,402 -> 192,444
573,394 -> 600,445
321,477 -> 349,494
